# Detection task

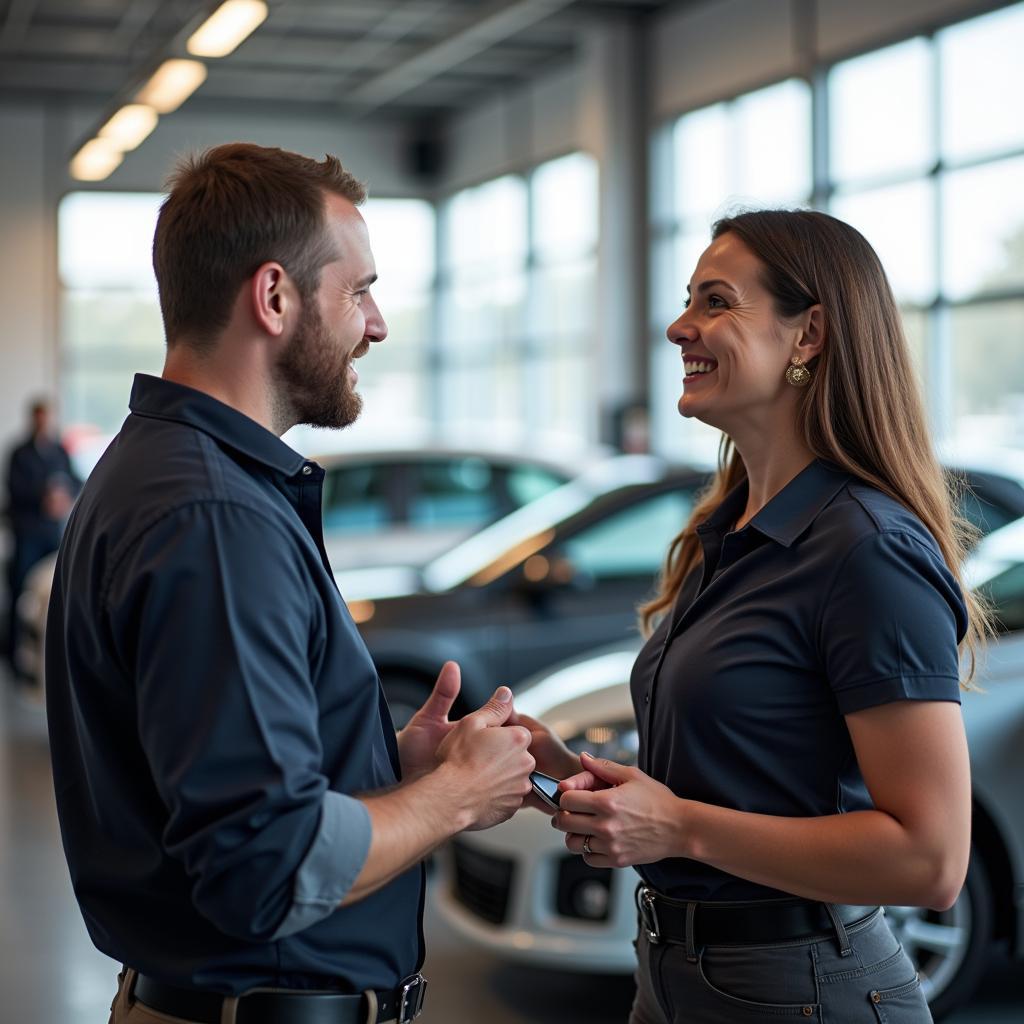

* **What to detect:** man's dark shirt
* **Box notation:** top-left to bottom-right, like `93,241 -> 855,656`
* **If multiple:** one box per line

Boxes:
46,374 -> 423,995
631,459 -> 968,901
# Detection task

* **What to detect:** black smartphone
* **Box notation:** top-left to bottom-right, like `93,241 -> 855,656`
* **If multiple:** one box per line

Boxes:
529,770 -> 561,810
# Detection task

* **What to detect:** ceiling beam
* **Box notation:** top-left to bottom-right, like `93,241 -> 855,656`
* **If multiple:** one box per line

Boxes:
345,0 -> 578,112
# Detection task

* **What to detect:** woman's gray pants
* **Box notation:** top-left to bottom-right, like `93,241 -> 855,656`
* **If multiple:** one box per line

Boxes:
630,907 -> 932,1023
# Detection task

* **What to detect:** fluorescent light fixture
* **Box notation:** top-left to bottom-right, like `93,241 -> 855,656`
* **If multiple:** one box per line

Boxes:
187,0 -> 268,58
136,59 -> 208,113
99,104 -> 158,152
70,139 -> 123,182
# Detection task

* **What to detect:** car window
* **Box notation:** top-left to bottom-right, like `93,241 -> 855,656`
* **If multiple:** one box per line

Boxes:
562,489 -> 694,579
507,466 -> 566,507
980,562 -> 1024,633
322,464 -> 392,532
408,458 -> 498,527
955,485 -> 1021,539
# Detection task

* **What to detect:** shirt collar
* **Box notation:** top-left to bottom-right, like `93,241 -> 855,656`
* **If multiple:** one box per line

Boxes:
699,458 -> 850,549
128,374 -> 308,478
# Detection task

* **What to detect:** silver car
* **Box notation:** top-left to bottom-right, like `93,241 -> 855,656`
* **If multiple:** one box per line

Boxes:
435,516 -> 1024,1021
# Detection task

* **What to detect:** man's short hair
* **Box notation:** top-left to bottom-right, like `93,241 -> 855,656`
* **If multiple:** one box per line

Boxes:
153,142 -> 366,349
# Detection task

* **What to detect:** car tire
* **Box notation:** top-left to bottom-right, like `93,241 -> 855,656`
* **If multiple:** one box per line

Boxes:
381,675 -> 432,731
883,848 -> 994,1021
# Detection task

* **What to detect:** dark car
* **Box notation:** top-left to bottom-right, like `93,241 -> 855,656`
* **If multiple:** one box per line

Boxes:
351,456 -> 1024,726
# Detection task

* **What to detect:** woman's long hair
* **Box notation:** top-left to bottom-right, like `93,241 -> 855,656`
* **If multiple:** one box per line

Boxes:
640,209 -> 993,685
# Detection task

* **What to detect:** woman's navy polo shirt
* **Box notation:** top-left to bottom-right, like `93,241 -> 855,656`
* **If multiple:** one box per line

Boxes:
631,458 -> 968,901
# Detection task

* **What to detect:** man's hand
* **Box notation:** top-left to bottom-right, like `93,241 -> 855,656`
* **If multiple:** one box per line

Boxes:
396,662 -> 461,780
436,687 -> 535,830
551,752 -> 684,868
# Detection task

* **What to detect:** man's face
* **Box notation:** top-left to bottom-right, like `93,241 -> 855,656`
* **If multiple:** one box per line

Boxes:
275,194 -> 387,430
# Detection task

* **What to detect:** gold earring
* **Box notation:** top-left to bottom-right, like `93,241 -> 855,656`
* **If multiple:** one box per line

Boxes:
785,356 -> 811,388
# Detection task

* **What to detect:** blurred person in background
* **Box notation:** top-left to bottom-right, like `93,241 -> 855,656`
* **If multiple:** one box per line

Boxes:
45,143 -> 534,1024
3,396 -> 78,682
520,210 -> 987,1023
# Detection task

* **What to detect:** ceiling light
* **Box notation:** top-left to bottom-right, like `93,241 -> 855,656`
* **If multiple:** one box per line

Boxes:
70,139 -> 123,182
135,59 -> 208,113
98,104 -> 158,152
187,0 -> 268,58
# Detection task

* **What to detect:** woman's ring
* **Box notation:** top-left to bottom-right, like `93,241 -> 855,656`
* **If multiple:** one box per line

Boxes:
582,835 -> 592,856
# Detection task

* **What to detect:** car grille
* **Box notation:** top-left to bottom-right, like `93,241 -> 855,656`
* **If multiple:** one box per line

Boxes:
450,840 -> 515,925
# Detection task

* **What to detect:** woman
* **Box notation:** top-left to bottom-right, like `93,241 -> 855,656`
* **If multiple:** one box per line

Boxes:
518,210 -> 989,1022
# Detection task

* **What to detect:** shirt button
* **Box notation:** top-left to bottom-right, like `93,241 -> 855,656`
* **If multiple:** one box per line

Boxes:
644,693 -> 650,704
301,465 -> 313,476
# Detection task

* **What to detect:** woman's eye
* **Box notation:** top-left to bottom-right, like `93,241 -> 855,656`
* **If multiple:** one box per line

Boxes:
707,294 -> 726,309
682,298 -> 691,310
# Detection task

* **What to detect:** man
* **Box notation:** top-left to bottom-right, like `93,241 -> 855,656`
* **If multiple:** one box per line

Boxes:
4,397 -> 78,680
45,143 -> 535,1024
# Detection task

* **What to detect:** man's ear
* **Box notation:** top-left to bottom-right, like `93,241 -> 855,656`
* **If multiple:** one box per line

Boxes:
795,304 -> 825,363
249,262 -> 297,338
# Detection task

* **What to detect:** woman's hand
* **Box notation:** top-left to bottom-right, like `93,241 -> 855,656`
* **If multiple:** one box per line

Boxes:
551,752 -> 687,868
507,709 -> 581,780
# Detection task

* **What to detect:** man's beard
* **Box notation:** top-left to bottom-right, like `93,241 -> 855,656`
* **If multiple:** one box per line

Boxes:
275,299 -> 363,430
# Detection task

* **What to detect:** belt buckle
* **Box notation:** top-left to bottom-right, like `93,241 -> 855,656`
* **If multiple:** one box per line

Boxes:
397,973 -> 426,1023
637,886 -> 661,945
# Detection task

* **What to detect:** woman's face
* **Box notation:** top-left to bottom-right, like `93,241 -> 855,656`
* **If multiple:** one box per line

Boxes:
667,232 -> 807,435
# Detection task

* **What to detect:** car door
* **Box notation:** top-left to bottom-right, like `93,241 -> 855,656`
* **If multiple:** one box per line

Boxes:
501,485 -> 699,685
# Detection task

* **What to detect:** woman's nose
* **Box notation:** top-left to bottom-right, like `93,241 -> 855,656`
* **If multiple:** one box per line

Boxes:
666,309 -> 697,346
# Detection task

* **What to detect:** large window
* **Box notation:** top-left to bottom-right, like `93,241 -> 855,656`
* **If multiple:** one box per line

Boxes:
438,152 -> 598,445
650,0 -> 1024,458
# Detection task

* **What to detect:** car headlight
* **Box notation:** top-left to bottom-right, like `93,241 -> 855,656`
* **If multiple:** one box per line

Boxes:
562,720 -> 639,766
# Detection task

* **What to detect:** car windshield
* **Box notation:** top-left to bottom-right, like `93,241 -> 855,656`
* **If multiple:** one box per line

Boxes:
421,456 -> 666,592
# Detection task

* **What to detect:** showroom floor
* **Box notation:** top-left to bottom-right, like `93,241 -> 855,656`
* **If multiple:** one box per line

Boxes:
1,681 -> 1020,1023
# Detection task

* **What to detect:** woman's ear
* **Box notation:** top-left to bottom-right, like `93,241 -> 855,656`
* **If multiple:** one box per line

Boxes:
795,304 -> 825,363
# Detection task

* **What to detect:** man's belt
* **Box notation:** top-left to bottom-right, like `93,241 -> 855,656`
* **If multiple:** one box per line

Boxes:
132,972 -> 427,1024
636,883 -> 877,947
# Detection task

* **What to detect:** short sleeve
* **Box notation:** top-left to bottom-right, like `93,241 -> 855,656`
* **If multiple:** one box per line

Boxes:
819,529 -> 968,714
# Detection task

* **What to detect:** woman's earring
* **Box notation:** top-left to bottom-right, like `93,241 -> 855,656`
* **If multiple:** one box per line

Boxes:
785,356 -> 812,388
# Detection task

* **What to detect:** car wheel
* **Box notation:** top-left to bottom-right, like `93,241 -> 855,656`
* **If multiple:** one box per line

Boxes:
381,676 -> 431,731
883,849 -> 993,1021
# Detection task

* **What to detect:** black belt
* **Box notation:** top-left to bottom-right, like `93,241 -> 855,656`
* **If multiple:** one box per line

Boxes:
132,972 -> 426,1024
636,884 -> 877,948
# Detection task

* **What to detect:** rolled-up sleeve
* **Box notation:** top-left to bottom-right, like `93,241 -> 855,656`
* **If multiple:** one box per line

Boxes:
819,529 -> 968,715
105,500 -> 371,941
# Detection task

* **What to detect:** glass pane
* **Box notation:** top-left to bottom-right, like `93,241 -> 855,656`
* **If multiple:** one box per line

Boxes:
408,458 -> 497,527
734,79 -> 812,204
564,490 -> 695,579
532,259 -> 596,339
831,180 -> 936,305
445,175 -> 527,272
940,2 -> 1024,163
529,350 -> 592,441
63,290 -> 164,358
322,465 -> 392,532
900,307 -> 928,399
829,38 -> 933,185
949,300 -> 1024,448
673,102 -> 730,222
64,367 -> 160,435
442,272 -> 526,351
942,156 -> 1024,299
439,353 -> 522,440
59,192 -> 163,291
532,152 -> 598,259
361,198 -> 435,287
507,466 -> 565,506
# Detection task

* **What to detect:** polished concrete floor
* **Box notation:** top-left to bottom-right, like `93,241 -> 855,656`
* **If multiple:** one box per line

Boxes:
2,680 -> 1021,1023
